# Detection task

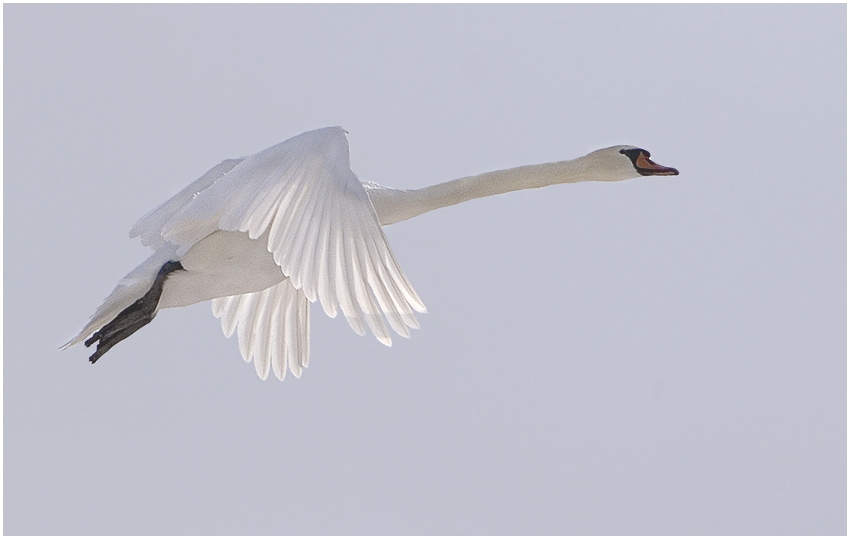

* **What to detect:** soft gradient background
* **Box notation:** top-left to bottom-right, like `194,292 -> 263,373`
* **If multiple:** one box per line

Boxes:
5,4 -> 846,535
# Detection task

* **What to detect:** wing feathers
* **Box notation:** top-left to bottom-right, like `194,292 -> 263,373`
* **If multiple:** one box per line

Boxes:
252,290 -> 272,380
334,222 -> 366,336
214,279 -> 310,381
284,290 -> 301,378
270,296 -> 286,381
299,295 -> 310,369
131,158 -> 244,250
212,294 -> 240,338
129,128 -> 426,381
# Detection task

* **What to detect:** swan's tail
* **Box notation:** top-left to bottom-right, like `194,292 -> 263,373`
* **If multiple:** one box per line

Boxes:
61,244 -> 179,351
82,261 -> 184,363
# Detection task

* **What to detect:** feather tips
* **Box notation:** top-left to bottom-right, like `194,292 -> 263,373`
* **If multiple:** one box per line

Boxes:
213,279 -> 309,380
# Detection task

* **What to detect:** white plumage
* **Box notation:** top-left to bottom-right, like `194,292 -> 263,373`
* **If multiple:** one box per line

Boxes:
64,126 -> 678,381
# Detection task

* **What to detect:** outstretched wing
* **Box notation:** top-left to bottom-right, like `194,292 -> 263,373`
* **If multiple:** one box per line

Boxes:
159,126 -> 425,346
212,279 -> 310,381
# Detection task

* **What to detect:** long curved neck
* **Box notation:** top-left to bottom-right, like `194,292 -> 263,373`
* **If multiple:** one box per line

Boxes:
370,150 -> 633,226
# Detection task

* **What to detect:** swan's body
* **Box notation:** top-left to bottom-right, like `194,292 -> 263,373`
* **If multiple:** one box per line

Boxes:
63,127 -> 678,380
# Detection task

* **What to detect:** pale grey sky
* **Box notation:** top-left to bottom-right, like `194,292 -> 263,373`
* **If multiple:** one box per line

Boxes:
5,4 -> 846,534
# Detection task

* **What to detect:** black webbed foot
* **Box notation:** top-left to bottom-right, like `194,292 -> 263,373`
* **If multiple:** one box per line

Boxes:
86,261 -> 183,363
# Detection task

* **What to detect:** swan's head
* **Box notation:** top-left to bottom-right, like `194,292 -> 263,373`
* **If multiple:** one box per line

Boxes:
580,145 -> 679,182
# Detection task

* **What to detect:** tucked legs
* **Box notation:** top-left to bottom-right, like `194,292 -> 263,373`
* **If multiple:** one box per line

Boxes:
85,261 -> 183,363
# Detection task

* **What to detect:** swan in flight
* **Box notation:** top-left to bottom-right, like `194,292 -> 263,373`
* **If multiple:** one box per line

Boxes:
63,127 -> 678,381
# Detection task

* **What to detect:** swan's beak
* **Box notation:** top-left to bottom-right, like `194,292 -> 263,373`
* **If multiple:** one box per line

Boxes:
636,152 -> 679,176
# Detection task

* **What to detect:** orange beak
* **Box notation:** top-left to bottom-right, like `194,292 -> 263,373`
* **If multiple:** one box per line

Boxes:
636,152 -> 679,176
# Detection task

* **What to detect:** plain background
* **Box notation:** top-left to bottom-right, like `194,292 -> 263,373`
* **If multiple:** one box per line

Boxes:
4,4 -> 846,535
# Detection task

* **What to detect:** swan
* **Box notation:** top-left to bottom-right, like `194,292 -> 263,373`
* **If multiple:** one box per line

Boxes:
62,127 -> 678,380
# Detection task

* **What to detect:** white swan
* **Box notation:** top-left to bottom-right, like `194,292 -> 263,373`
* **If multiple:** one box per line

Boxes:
63,127 -> 678,380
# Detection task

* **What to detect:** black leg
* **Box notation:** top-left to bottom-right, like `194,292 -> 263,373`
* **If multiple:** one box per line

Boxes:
85,260 -> 183,363
89,315 -> 154,363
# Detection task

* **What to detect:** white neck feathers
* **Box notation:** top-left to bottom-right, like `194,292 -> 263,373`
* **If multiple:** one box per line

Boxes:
369,147 -> 638,226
